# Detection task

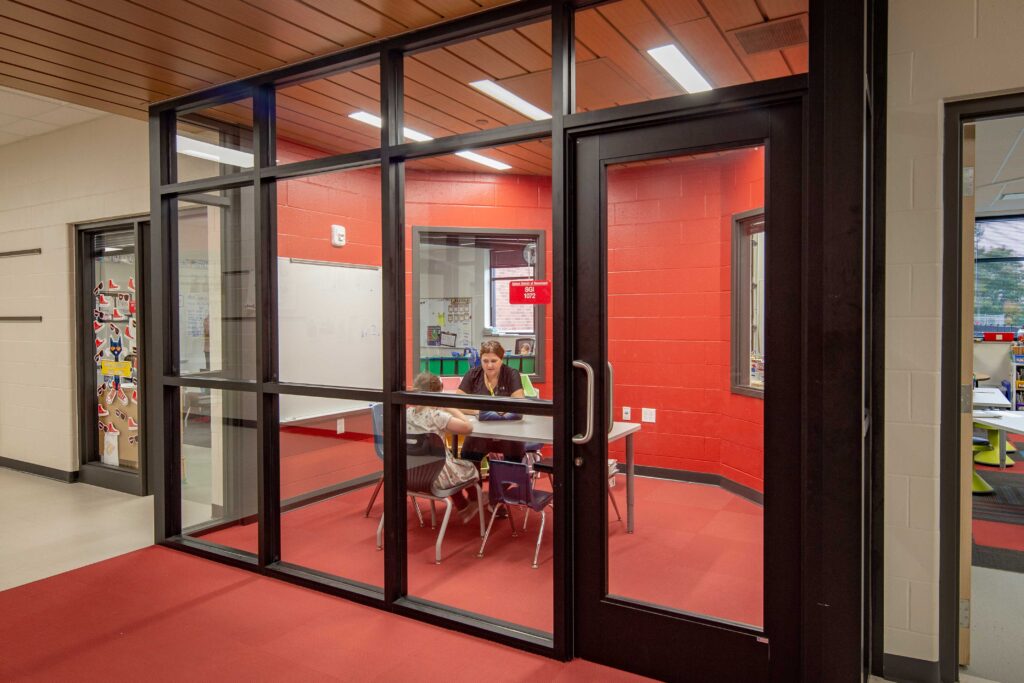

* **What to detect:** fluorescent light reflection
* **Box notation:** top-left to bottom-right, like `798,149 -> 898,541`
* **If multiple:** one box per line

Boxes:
469,80 -> 551,121
175,135 -> 254,168
348,111 -> 512,170
1000,192 -> 1024,202
647,44 -> 713,94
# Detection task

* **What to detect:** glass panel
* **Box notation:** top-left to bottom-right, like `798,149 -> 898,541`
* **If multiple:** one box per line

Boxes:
402,393 -> 554,635
279,396 -> 382,588
401,20 -> 552,141
575,0 -> 808,114
90,230 -> 140,470
176,100 -> 254,183
275,64 -> 381,164
276,167 -> 383,389
732,210 -> 765,395
605,146 -> 766,629
180,388 -> 258,555
404,140 -> 552,395
177,189 -> 256,381
974,217 -> 1024,338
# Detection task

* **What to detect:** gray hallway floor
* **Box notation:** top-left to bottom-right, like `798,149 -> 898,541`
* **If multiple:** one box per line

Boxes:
0,468 -> 153,591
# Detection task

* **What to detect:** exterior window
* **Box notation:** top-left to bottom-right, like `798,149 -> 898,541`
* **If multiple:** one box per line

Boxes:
732,209 -> 765,397
974,216 -> 1024,338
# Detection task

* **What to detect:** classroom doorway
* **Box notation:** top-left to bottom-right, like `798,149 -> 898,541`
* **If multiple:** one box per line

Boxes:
570,102 -> 804,681
942,96 -> 1024,683
75,217 -> 147,496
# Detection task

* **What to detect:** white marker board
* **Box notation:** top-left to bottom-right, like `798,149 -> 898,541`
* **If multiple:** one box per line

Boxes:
277,257 -> 382,423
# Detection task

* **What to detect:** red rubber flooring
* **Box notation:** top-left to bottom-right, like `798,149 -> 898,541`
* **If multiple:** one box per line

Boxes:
197,476 -> 764,632
0,546 -> 650,682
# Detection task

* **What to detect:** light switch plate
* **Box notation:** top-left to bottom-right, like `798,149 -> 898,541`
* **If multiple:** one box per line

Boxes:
622,406 -> 631,420
336,418 -> 346,434
331,224 -> 346,247
641,407 -> 656,423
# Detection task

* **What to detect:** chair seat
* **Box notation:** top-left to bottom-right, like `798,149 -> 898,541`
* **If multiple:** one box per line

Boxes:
528,489 -> 553,512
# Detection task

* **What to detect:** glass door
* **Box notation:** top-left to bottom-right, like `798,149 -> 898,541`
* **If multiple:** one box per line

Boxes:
77,222 -> 146,495
571,103 -> 803,681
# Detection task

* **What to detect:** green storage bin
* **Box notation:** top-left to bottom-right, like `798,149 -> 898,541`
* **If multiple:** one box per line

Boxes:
520,356 -> 536,374
427,358 -> 443,374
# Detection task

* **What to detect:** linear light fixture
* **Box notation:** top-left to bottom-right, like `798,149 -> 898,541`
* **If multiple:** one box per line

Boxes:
469,80 -> 551,121
175,135 -> 254,168
646,44 -> 713,94
999,191 -> 1024,201
348,111 -> 512,170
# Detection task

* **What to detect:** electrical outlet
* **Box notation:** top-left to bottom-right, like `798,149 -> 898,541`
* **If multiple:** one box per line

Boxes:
641,407 -> 656,423
336,418 -> 346,434
331,224 -> 347,247
622,406 -> 631,420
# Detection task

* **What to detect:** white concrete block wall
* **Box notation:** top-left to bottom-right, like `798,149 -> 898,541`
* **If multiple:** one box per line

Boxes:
886,0 -> 1024,662
0,114 -> 148,473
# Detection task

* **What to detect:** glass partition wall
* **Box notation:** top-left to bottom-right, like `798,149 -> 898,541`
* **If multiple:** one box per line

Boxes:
149,0 -> 812,662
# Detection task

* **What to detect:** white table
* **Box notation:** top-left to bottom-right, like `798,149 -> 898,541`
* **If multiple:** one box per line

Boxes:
463,415 -> 642,532
974,387 -> 1011,410
972,411 -> 1024,469
281,400 -> 376,428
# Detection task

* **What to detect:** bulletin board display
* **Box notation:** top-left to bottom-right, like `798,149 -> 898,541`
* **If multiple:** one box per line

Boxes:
420,297 -> 474,349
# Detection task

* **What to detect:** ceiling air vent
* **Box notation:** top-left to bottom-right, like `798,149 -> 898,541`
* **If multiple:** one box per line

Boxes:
730,14 -> 809,55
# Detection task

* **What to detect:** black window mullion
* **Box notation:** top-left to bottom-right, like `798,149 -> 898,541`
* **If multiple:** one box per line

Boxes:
380,46 -> 407,605
254,84 -> 280,567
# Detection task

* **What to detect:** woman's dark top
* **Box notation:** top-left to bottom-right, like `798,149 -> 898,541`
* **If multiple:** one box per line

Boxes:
458,364 -> 523,397
458,364 -> 525,462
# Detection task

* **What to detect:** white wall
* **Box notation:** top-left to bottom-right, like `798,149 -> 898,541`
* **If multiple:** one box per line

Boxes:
886,0 -> 1024,662
0,114 -> 148,473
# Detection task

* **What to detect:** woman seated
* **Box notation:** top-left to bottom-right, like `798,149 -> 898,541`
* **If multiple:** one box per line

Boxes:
406,372 -> 480,523
456,340 -> 526,463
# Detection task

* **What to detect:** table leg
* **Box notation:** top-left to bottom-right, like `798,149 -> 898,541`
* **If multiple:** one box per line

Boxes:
1000,429 -> 1008,469
626,433 -> 634,534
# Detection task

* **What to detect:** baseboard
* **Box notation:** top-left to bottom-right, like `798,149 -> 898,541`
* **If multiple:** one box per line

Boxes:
632,464 -> 764,506
883,653 -> 941,683
0,456 -> 78,483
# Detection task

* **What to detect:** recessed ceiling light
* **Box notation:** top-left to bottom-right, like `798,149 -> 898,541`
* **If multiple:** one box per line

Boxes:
175,135 -> 254,168
348,111 -> 511,170
646,44 -> 713,94
999,191 -> 1024,201
455,150 -> 512,171
469,80 -> 551,121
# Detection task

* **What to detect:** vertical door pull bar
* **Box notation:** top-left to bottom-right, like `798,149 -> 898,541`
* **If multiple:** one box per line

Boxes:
573,360 -> 595,445
607,361 -> 614,434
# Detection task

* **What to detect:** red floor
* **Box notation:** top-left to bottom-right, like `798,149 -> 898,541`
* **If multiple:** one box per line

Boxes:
0,546 -> 649,682
198,476 -> 764,631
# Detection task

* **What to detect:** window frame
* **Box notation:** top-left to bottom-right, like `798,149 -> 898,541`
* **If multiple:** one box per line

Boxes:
973,214 -> 1024,338
411,226 -> 546,382
731,207 -> 766,398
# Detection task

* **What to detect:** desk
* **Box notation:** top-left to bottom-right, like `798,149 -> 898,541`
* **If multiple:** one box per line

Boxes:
464,415 -> 642,533
972,411 -> 1024,469
281,400 -> 375,428
974,388 -> 1011,410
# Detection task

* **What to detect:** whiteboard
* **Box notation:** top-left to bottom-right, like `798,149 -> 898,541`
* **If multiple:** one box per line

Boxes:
277,257 -> 382,423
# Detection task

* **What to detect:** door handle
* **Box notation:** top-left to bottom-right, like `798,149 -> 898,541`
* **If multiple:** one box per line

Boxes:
573,360 -> 595,445
607,361 -> 614,434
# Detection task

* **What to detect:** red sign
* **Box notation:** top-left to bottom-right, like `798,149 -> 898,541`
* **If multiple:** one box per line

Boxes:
509,280 -> 551,305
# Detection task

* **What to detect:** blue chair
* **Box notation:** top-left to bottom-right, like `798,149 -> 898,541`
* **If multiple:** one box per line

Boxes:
477,459 -> 553,569
365,403 -> 424,527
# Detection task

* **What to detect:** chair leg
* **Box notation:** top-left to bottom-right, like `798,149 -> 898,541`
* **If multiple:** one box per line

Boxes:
522,508 -> 530,532
410,496 -> 425,528
435,498 -> 454,565
376,513 -> 384,550
532,510 -> 546,569
608,487 -> 622,522
430,500 -> 437,529
506,506 -> 518,537
477,503 -> 502,558
364,477 -> 383,517
474,483 -> 485,537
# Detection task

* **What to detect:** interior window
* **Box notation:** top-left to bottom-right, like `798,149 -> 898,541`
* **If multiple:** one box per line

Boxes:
974,216 -> 1024,339
732,209 -> 765,396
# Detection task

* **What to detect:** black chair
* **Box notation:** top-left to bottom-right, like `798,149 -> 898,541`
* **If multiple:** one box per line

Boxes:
376,430 -> 485,564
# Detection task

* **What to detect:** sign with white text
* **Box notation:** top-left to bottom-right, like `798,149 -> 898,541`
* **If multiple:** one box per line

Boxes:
509,280 -> 551,305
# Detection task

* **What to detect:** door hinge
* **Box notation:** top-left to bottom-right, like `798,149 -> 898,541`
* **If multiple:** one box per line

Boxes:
961,384 -> 973,414
960,598 -> 970,628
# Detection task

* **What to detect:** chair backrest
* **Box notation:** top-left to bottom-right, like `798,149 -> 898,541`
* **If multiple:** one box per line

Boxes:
370,402 -> 384,460
519,373 -> 539,398
487,459 -> 534,507
405,431 -> 447,494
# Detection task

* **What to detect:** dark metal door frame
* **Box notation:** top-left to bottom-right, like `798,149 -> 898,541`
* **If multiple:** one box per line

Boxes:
74,216 -> 149,496
569,100 -> 804,682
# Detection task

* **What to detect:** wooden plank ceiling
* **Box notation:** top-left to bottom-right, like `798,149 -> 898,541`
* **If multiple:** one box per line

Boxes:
0,0 -> 807,176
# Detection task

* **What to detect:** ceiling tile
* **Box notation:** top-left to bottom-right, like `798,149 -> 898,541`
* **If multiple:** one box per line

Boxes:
0,118 -> 60,136
32,106 -> 104,126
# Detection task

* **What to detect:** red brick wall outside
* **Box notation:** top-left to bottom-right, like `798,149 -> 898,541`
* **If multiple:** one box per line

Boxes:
607,148 -> 766,492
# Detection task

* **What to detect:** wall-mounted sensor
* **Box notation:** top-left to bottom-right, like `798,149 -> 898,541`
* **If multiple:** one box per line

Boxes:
331,224 -> 347,247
